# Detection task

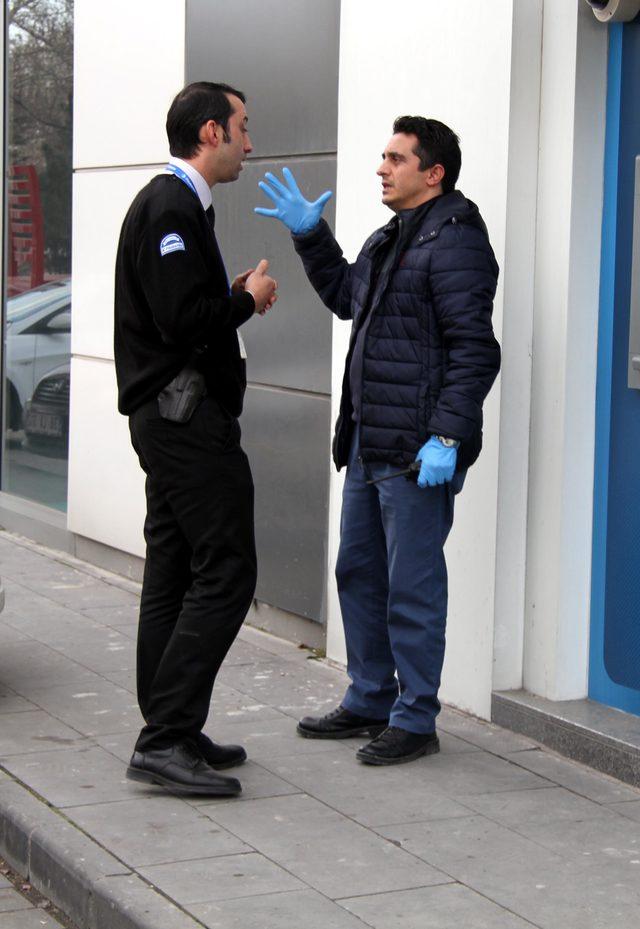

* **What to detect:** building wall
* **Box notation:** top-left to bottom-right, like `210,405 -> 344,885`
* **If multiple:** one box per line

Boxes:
522,1 -> 607,701
68,1 -> 186,555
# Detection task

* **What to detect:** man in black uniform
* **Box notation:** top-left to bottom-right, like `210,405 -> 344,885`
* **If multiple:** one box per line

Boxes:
114,82 -> 277,796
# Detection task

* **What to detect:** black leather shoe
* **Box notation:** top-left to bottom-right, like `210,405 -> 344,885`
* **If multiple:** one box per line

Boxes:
194,733 -> 247,769
126,742 -> 242,796
297,705 -> 389,740
356,726 -> 440,765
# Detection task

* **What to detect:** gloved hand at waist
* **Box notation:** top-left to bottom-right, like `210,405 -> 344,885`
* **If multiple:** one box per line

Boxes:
415,437 -> 458,488
254,167 -> 332,234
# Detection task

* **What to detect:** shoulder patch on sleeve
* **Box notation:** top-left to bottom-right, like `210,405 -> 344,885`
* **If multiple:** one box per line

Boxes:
160,233 -> 185,256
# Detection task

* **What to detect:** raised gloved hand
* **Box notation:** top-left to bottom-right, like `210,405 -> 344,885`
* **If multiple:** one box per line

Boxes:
415,437 -> 457,488
254,167 -> 332,234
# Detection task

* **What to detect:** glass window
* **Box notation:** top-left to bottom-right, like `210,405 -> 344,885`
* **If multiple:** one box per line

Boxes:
3,0 -> 73,512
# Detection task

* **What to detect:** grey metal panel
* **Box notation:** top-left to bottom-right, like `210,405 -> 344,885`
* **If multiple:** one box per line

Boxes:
185,0 -> 340,157
242,385 -> 331,623
627,157 -> 640,388
215,157 -> 336,395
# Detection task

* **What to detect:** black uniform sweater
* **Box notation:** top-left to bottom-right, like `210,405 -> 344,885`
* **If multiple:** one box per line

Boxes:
114,173 -> 255,417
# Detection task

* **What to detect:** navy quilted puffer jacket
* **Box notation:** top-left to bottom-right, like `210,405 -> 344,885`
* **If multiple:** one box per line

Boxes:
293,190 -> 501,471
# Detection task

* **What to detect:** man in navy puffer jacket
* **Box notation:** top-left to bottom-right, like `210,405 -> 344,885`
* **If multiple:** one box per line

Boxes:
256,117 -> 500,765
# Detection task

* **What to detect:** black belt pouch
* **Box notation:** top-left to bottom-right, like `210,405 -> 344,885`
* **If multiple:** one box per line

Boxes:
157,365 -> 206,423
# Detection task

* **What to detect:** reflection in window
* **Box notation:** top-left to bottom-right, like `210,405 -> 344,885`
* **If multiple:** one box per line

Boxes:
3,0 -> 73,512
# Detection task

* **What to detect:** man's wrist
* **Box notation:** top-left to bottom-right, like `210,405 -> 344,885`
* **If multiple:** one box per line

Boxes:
291,218 -> 324,240
435,435 -> 460,449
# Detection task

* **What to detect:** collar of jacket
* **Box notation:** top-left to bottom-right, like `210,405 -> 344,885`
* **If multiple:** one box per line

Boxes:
365,189 -> 481,253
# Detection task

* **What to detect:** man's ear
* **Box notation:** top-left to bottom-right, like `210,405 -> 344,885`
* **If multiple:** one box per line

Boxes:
426,163 -> 445,189
199,119 -> 221,149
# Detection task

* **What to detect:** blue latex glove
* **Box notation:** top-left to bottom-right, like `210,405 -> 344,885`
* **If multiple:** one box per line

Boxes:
254,167 -> 332,234
415,437 -> 458,488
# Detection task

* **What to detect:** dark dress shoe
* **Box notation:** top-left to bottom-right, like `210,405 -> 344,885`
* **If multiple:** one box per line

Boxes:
194,733 -> 247,769
297,705 -> 389,740
126,742 -> 242,796
356,726 -> 440,765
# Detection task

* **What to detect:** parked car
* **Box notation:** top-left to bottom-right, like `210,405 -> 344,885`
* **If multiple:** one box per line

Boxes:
5,279 -> 71,433
24,363 -> 70,452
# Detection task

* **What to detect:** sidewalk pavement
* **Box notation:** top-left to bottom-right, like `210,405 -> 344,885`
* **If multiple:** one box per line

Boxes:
0,531 -> 640,929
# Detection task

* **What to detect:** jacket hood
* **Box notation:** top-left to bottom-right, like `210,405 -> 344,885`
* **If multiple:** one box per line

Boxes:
425,190 -> 488,236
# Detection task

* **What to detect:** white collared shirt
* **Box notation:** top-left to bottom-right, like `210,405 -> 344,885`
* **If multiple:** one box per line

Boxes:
166,157 -> 212,211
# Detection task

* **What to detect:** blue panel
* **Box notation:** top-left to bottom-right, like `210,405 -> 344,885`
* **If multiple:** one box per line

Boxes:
590,21 -> 640,712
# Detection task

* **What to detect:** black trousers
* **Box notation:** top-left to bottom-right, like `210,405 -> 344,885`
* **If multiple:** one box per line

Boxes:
128,396 -> 257,752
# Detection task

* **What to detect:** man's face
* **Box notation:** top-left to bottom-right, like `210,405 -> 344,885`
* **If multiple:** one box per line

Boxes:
217,94 -> 253,183
377,133 -> 433,211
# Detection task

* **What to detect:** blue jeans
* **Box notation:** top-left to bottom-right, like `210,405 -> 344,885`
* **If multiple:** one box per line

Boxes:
336,435 -> 464,734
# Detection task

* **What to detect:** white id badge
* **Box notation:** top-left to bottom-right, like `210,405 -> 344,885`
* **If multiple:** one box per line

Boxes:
237,331 -> 247,360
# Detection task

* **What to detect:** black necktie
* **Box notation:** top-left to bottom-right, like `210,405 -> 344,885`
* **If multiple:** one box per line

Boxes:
205,205 -> 215,235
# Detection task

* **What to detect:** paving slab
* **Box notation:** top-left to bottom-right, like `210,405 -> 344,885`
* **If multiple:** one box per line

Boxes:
0,625 -> 30,646
191,888 -> 370,929
65,797 -> 251,867
505,746 -> 640,802
339,883 -> 536,929
216,657 -> 345,713
437,706 -> 538,756
24,680 -> 143,737
377,813 -> 567,876
261,748 -> 473,827
379,815 -> 640,929
76,604 -> 141,630
138,853 -> 305,903
457,785 -> 612,827
1,745 -> 143,808
606,798 -> 640,822
205,794 -> 452,899
0,888 -> 33,912
34,628 -> 136,675
98,670 -> 136,693
0,709 -> 83,756
0,642 -> 102,696
0,690 -> 38,715
0,910 -> 61,927
511,806 -> 640,864
381,745 -> 549,797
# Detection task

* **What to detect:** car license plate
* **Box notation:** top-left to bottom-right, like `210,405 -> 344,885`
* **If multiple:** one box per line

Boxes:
26,410 -> 63,437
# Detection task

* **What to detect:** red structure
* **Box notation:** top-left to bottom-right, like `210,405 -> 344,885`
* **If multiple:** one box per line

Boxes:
7,164 -> 45,296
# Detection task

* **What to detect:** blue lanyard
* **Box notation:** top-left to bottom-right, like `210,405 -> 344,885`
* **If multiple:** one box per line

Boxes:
165,163 -> 231,295
165,163 -> 198,197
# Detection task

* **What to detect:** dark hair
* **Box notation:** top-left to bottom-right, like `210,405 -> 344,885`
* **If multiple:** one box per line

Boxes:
392,116 -> 461,193
166,81 -> 246,158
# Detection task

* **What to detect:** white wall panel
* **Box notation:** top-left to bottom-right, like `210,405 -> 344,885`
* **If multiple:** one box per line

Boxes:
523,3 -> 607,700
72,167 -> 160,361
67,357 -> 145,557
492,0 -> 543,692
73,0 -> 185,169
330,0 -> 514,717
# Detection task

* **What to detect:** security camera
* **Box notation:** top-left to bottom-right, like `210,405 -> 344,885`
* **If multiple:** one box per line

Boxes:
584,0 -> 640,21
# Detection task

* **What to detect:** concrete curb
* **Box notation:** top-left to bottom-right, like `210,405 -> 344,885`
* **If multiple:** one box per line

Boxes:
0,775 -> 203,929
